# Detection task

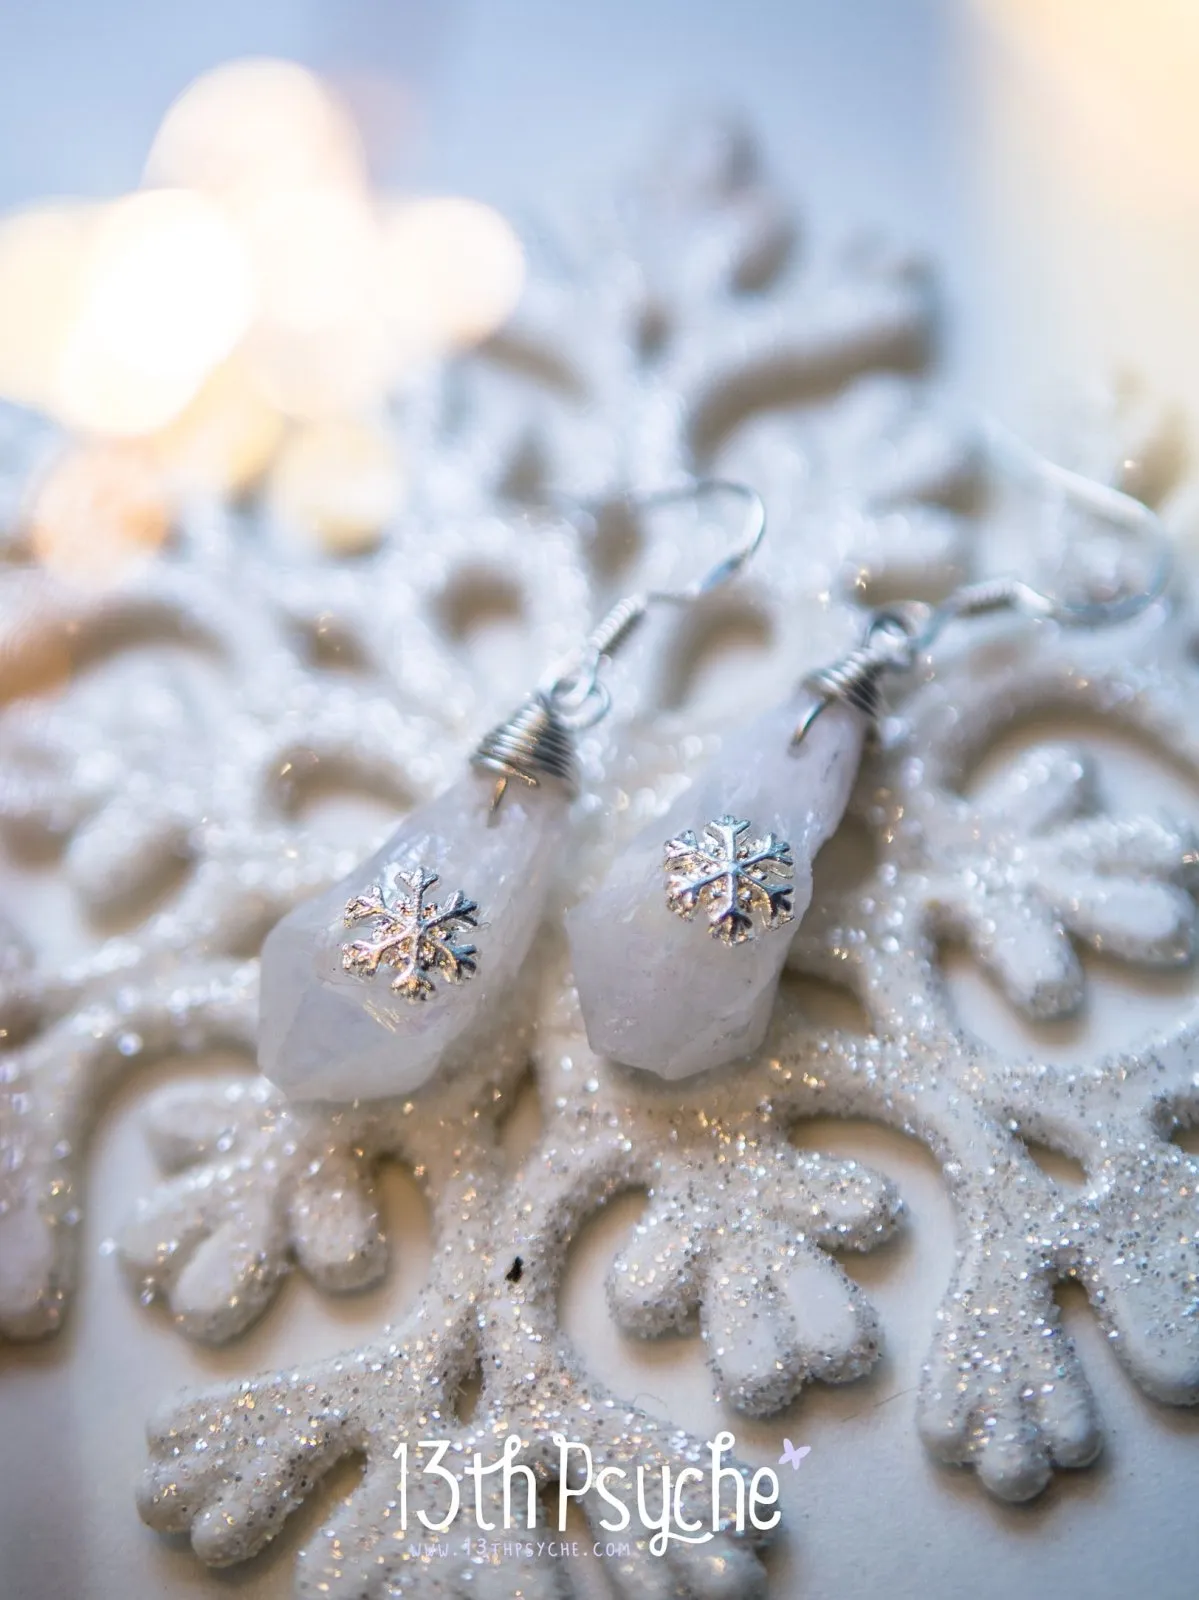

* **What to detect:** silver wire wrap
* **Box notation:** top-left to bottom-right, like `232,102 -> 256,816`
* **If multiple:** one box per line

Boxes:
472,479 -> 767,804
472,692 -> 579,797
800,607 -> 924,730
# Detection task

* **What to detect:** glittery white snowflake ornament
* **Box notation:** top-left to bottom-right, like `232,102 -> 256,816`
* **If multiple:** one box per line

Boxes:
0,116 -> 1197,1600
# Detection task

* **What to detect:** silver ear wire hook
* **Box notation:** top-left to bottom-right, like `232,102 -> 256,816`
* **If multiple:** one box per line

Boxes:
473,478 -> 767,811
795,428 -> 1174,744
637,477 -> 769,600
542,477 -> 767,729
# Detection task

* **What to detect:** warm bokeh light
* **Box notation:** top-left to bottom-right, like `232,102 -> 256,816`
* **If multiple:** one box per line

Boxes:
144,57 -> 366,204
0,54 -> 526,544
968,0 -> 1199,427
248,185 -> 381,338
27,442 -> 170,583
976,0 -> 1199,210
55,189 -> 253,437
267,417 -> 405,555
151,356 -> 284,498
0,202 -> 97,412
382,197 -> 526,355
240,183 -> 392,418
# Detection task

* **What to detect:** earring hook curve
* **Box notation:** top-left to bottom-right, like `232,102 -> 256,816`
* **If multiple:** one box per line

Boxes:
542,476 -> 767,728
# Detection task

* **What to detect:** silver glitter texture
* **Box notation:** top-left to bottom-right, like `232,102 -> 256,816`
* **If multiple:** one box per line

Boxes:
0,120 -> 1196,1599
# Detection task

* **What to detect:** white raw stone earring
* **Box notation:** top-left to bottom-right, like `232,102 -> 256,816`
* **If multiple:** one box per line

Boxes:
259,480 -> 766,1102
567,431 -> 1174,1079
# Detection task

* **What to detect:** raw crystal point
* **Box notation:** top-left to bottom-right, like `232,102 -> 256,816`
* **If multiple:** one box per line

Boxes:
259,769 -> 568,1101
567,691 -> 864,1078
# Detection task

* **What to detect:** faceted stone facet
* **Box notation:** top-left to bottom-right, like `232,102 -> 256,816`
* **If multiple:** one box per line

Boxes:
567,691 -> 864,1078
259,770 -> 567,1101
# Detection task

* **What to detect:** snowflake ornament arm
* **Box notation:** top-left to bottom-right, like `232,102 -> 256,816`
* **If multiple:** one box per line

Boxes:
137,1302 -> 477,1571
138,1329 -> 774,1597
115,972 -> 540,1344
0,961 -> 259,1340
137,1108 -> 779,1598
914,1140 -> 1106,1502
921,746 -> 1198,1019
116,982 -> 544,1344
796,738 -> 1199,1025
116,1079 -> 387,1343
523,1002 -> 903,1420
784,688 -> 1199,1501
908,1032 -> 1199,1501
607,1143 -> 900,1416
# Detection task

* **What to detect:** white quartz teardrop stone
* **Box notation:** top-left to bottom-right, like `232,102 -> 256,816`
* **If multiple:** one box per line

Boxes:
259,770 -> 568,1101
566,692 -> 864,1079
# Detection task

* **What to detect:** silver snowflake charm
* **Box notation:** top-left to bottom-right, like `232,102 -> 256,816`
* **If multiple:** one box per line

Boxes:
664,814 -> 795,944
341,866 -> 479,1000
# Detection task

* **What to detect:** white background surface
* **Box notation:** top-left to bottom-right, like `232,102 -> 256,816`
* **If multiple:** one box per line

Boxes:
2,5 -> 1198,1598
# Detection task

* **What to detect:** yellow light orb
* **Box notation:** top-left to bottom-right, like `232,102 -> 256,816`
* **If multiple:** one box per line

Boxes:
245,183 -> 383,338
0,202 -> 98,411
267,417 -> 404,554
28,441 -> 170,584
380,197 -> 526,357
145,57 -> 366,204
53,189 -> 253,438
240,183 -> 393,417
152,356 -> 285,497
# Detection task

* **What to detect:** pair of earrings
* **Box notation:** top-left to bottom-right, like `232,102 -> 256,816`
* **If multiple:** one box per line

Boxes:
260,441 -> 1169,1102
259,481 -> 768,1101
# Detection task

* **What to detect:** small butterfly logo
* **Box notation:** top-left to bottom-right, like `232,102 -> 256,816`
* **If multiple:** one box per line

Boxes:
778,1439 -> 811,1470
